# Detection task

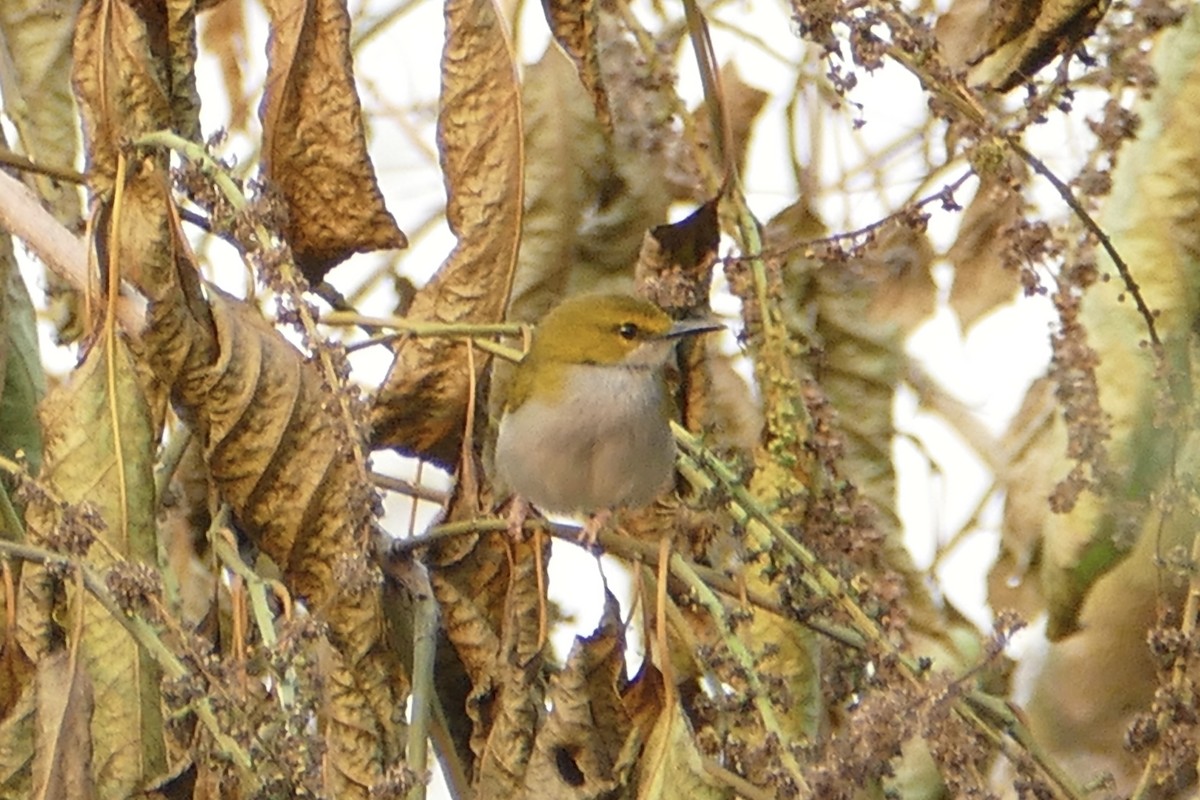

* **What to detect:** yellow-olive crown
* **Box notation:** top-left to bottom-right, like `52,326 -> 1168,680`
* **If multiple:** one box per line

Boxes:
503,293 -> 719,414
527,293 -> 674,366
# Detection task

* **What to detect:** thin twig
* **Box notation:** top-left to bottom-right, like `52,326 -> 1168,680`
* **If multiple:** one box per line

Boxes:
0,147 -> 87,184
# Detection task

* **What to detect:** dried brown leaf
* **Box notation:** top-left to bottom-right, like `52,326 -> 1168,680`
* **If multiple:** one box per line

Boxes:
0,633 -> 34,724
947,177 -> 1024,331
504,46 -> 607,327
670,65 -> 769,202
139,284 -> 405,793
72,0 -> 185,193
633,197 -> 761,452
31,649 -> 95,800
165,0 -> 202,142
372,0 -> 522,465
30,337 -> 166,796
968,0 -> 1109,91
422,475 -> 548,793
466,536 -> 547,795
934,0 -> 993,70
1023,521 -> 1169,792
260,0 -> 406,283
543,0 -> 611,132
988,377 -> 1056,620
199,0 -> 251,132
0,0 -> 82,222
857,222 -> 937,334
636,198 -> 721,315
635,695 -> 725,800
0,649 -> 36,796
522,591 -> 631,798
473,658 -> 541,797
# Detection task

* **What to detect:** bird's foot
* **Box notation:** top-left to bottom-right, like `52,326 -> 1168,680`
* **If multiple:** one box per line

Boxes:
507,496 -> 531,541
578,509 -> 613,549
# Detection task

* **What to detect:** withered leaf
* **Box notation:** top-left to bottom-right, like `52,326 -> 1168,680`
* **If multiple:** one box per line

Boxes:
543,0 -> 611,133
968,0 -> 1110,91
504,46 -> 607,326
260,0 -> 406,283
72,0 -> 174,193
0,643 -> 36,796
372,0 -> 522,465
522,591 -> 630,798
31,649 -> 95,800
153,287 -> 404,790
947,176 -> 1023,331
0,0 -> 82,222
31,336 -> 166,796
199,0 -> 251,132
934,0 -> 992,71
988,377 -> 1056,620
670,64 -> 769,202
635,694 -> 724,800
636,197 -> 720,315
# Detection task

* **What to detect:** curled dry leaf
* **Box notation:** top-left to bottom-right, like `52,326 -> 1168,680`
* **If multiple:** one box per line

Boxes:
260,0 -> 406,283
1022,513 -> 1173,792
636,198 -> 720,315
31,649 -> 95,800
934,0 -> 993,71
988,377 -> 1057,620
372,0 -> 522,465
102,164 -> 401,791
543,0 -> 611,133
522,591 -> 631,798
0,638 -> 37,797
437,528 -> 547,774
503,47 -> 608,327
143,284 -> 404,792
636,197 -> 763,453
0,0 -> 83,223
947,176 -> 1024,332
27,337 -> 165,796
72,0 -> 181,194
669,64 -> 769,203
967,0 -> 1110,91
199,0 -> 252,133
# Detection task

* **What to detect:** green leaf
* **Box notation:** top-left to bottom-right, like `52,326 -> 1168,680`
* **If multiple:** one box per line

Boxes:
0,240 -> 46,474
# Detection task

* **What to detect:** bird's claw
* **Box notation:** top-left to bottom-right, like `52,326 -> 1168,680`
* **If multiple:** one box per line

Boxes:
578,509 -> 613,549
507,496 -> 531,541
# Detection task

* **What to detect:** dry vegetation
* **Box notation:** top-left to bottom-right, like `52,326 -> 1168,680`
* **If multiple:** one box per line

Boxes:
0,0 -> 1198,798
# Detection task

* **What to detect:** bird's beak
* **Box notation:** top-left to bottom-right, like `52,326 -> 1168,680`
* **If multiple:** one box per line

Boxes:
664,318 -> 723,340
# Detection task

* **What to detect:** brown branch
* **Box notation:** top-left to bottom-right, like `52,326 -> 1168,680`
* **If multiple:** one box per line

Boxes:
0,170 -> 145,330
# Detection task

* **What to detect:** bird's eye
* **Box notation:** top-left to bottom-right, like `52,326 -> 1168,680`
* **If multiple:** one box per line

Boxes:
617,322 -> 639,340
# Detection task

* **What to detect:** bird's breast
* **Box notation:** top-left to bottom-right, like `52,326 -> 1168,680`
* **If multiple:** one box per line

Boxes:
495,363 -> 676,514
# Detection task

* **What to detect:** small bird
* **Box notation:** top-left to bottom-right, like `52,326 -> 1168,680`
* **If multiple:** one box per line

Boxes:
495,293 -> 722,545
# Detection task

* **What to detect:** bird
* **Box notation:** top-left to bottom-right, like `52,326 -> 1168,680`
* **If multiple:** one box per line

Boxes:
494,293 -> 722,545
